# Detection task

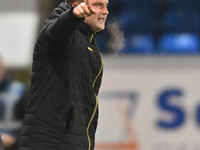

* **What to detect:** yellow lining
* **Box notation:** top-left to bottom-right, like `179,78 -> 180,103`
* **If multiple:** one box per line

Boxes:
87,53 -> 103,150
87,94 -> 98,150
90,34 -> 94,43
92,53 -> 103,87
88,47 -> 93,52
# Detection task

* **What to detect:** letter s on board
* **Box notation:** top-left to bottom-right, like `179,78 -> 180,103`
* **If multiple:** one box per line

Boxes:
157,89 -> 185,129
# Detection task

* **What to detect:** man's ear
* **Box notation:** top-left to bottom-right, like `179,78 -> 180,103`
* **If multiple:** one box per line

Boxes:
72,2 -> 79,7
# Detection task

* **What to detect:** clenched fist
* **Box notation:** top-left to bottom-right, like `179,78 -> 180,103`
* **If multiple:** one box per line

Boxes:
73,0 -> 96,18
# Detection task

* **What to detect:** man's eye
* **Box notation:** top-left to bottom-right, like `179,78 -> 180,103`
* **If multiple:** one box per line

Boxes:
94,3 -> 103,8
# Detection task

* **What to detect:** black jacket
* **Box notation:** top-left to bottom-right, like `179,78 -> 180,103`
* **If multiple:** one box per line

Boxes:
19,2 -> 103,150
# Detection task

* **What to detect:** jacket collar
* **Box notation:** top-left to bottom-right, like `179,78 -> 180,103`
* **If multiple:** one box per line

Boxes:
79,23 -> 95,36
79,23 -> 100,43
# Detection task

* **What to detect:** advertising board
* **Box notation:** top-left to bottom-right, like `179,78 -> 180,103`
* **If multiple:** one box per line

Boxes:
95,56 -> 200,150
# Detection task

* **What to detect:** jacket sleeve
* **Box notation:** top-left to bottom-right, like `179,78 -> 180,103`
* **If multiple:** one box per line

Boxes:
39,7 -> 84,54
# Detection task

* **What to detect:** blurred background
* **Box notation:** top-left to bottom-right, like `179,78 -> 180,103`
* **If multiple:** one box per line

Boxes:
1,0 -> 200,150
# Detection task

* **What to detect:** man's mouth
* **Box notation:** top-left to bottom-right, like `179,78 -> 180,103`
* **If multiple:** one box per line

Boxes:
98,18 -> 105,22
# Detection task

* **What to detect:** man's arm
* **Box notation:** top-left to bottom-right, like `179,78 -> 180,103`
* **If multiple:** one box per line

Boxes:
42,0 -> 95,42
43,7 -> 84,41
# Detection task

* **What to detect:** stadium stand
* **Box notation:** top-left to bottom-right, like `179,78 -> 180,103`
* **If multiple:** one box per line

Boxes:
97,0 -> 200,55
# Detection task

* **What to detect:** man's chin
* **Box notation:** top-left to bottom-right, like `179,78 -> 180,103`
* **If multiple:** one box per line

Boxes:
93,25 -> 105,33
98,25 -> 105,31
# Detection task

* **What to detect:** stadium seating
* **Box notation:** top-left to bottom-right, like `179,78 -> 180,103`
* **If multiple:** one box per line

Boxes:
117,9 -> 155,36
96,30 -> 109,53
158,33 -> 199,54
161,8 -> 200,33
120,0 -> 159,9
120,34 -> 154,54
96,0 -> 200,55
166,0 -> 200,8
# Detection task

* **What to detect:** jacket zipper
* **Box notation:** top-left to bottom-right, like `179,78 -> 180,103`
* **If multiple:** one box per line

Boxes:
87,34 -> 103,150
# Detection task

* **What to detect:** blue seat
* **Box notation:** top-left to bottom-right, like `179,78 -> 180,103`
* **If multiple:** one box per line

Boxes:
159,33 -> 199,54
166,0 -> 200,8
107,0 -> 123,17
161,8 -> 200,33
96,31 -> 109,53
96,37 -> 108,53
121,0 -> 159,9
117,9 -> 155,36
120,34 -> 154,54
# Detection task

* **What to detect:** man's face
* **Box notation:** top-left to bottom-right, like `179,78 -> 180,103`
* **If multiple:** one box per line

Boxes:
84,0 -> 109,33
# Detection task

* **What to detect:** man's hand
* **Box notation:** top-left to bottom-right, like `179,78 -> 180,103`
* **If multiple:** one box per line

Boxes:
73,0 -> 96,18
1,133 -> 16,147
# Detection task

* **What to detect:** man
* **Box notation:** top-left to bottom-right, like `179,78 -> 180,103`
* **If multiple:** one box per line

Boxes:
19,0 -> 109,149
0,57 -> 29,150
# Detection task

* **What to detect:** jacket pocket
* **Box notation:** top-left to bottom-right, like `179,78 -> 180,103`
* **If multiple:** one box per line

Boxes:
64,100 -> 75,133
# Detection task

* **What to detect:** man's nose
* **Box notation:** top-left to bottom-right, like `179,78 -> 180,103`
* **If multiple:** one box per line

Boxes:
102,7 -> 109,15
